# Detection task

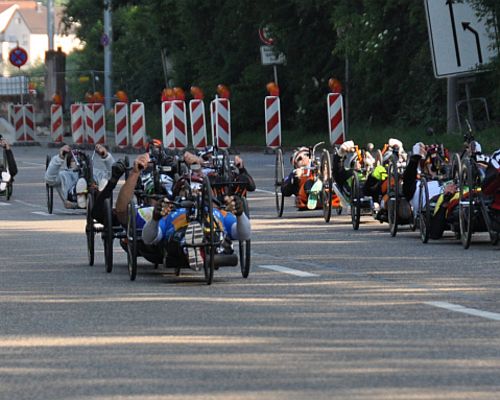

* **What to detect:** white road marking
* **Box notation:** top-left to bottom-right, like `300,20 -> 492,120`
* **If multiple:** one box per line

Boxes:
258,264 -> 319,277
425,301 -> 500,321
255,188 -> 275,195
32,211 -> 53,216
22,161 -> 45,167
0,202 -> 11,206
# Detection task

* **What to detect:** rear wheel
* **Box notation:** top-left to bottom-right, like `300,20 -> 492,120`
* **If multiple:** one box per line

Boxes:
86,191 -> 95,266
45,155 -> 54,214
459,160 -> 475,249
350,172 -> 361,230
127,201 -> 138,280
387,157 -> 399,237
201,176 -> 215,285
418,177 -> 430,243
239,198 -> 251,278
103,197 -> 114,273
274,148 -> 285,217
320,149 -> 332,223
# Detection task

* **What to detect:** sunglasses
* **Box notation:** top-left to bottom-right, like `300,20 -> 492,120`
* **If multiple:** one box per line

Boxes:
296,156 -> 303,163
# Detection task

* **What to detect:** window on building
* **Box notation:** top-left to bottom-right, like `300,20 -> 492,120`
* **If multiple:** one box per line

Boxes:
16,18 -> 21,24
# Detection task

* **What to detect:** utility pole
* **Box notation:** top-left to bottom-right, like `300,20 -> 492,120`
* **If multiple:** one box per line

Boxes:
47,0 -> 54,50
103,0 -> 113,110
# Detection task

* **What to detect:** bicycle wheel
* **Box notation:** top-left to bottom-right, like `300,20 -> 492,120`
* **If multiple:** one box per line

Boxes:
274,148 -> 285,217
320,149 -> 332,223
388,157 -> 399,237
6,181 -> 12,200
86,191 -> 95,266
45,155 -> 54,214
127,200 -> 138,280
351,172 -> 361,230
451,153 -> 462,184
418,177 -> 430,243
459,160 -> 474,249
239,198 -> 251,278
103,197 -> 114,273
201,175 -> 215,285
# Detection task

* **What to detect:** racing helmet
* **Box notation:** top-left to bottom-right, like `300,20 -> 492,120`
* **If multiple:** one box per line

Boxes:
343,151 -> 359,170
290,147 -> 310,167
198,145 -> 215,161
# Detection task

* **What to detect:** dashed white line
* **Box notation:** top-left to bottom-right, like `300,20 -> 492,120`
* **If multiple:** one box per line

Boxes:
255,188 -> 275,195
258,264 -> 319,277
32,211 -> 53,216
0,202 -> 12,206
425,301 -> 500,321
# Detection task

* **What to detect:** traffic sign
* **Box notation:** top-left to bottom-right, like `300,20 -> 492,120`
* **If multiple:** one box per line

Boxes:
258,25 -> 275,46
260,46 -> 286,66
9,47 -> 28,68
424,0 -> 498,78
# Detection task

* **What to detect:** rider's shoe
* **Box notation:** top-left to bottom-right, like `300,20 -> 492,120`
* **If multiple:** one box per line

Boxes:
98,178 -> 108,192
0,171 -> 11,191
186,246 -> 203,272
307,180 -> 323,210
76,177 -> 88,209
187,221 -> 204,246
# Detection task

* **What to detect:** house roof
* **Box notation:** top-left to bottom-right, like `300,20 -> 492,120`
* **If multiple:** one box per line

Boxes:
0,2 -> 66,35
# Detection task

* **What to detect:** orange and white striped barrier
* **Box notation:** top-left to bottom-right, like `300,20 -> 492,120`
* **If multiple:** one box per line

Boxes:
130,102 -> 146,149
211,98 -> 231,149
162,100 -> 188,149
70,104 -> 86,144
210,101 -> 216,146
50,104 -> 64,143
189,99 -> 207,149
114,102 -> 129,148
13,104 -> 35,142
327,93 -> 345,146
264,96 -> 281,149
85,103 -> 106,145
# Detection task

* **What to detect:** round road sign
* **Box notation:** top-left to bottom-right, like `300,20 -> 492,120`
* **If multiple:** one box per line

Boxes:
258,25 -> 275,46
9,47 -> 28,68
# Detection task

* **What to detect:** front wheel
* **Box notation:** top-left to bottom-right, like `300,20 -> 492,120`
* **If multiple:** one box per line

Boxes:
350,172 -> 361,230
239,198 -> 251,278
103,197 -> 114,273
387,158 -> 399,237
320,149 -> 332,223
274,148 -> 285,217
418,177 -> 430,243
459,160 -> 474,249
127,201 -> 138,280
86,191 -> 95,266
201,176 -> 215,285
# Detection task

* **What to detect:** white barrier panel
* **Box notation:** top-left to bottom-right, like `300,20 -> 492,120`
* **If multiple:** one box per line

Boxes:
130,102 -> 146,148
210,100 -> 216,146
92,103 -> 106,144
212,98 -> 231,149
162,100 -> 188,149
114,102 -> 129,148
13,104 -> 35,142
50,104 -> 64,143
189,99 -> 207,149
264,96 -> 281,149
327,93 -> 345,146
70,104 -> 86,144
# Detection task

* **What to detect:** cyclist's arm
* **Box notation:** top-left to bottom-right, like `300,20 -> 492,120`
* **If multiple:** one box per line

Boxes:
115,170 -> 140,225
44,154 -> 65,185
282,171 -> 299,196
142,218 -> 162,245
402,155 -> 420,201
4,148 -> 18,177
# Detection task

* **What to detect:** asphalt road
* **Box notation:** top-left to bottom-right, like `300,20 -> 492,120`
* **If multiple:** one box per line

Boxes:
1,145 -> 500,400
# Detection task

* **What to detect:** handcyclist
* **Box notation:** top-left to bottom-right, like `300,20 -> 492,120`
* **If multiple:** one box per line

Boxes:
45,144 -> 115,209
115,153 -> 251,269
483,148 -> 500,230
0,136 -> 18,192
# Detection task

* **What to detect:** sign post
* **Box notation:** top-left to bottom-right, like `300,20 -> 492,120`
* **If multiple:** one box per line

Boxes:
259,25 -> 285,84
9,46 -> 28,104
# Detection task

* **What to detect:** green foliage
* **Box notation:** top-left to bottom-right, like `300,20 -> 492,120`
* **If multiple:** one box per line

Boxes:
62,0 -> 500,136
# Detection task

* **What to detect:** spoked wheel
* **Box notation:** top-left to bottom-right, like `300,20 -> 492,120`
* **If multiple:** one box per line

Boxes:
200,176 -> 215,285
350,172 -> 361,230
459,160 -> 475,249
375,149 -> 384,167
127,200 -> 138,280
46,155 -> 54,214
418,177 -> 430,243
239,197 -> 251,278
86,190 -> 95,266
274,148 -> 285,217
451,153 -> 462,184
387,157 -> 399,237
103,197 -> 114,273
320,149 -> 332,223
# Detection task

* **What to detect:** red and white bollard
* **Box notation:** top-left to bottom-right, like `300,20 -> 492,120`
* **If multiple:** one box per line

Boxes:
189,99 -> 207,149
114,102 -> 129,148
86,103 -> 106,145
327,93 -> 345,146
162,100 -> 188,150
210,98 -> 231,149
13,104 -> 35,142
264,96 -> 281,149
50,104 -> 64,143
70,104 -> 86,144
130,102 -> 146,149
